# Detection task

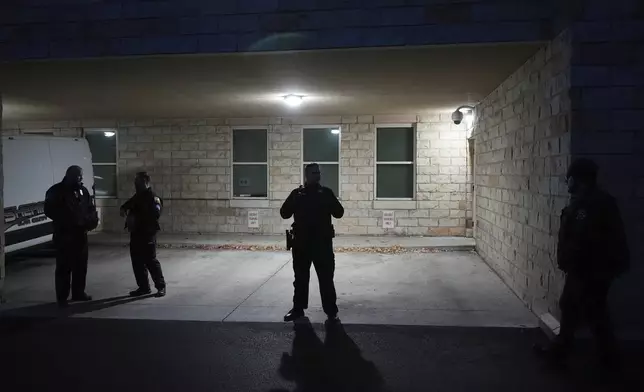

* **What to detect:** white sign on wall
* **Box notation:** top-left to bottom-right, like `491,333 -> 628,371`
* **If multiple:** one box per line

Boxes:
382,211 -> 395,229
248,210 -> 259,228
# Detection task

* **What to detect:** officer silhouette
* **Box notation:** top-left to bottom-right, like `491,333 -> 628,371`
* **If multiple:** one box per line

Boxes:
280,163 -> 344,322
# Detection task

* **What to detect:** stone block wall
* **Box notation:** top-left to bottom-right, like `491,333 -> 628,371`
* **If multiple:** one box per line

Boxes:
472,30 -> 572,316
474,3 -> 644,336
3,114 -> 472,237
0,120 -> 83,138
0,0 -> 554,61
566,0 -> 644,337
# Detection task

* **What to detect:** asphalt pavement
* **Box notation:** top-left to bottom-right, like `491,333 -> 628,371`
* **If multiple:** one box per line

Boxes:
2,316 -> 642,392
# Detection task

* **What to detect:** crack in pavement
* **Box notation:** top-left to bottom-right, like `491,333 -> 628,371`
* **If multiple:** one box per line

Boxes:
221,256 -> 292,322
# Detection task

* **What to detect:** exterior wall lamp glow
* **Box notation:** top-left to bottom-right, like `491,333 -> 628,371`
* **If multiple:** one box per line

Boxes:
283,94 -> 304,107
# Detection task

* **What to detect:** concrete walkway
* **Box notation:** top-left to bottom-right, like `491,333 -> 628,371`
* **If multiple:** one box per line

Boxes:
1,245 -> 536,328
89,232 -> 476,251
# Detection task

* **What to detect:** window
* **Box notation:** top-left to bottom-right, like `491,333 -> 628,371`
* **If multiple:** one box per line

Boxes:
85,129 -> 118,197
232,128 -> 268,198
302,127 -> 340,197
376,126 -> 415,199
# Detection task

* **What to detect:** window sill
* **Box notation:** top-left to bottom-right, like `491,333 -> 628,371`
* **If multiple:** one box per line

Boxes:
230,199 -> 270,208
373,200 -> 416,210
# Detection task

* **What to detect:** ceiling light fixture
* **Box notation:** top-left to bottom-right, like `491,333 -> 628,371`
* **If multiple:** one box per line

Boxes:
283,94 -> 304,107
330,129 -> 340,135
104,131 -> 115,137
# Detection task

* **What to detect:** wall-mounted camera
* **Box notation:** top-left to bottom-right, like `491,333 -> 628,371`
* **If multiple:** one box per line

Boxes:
451,110 -> 464,125
452,105 -> 476,126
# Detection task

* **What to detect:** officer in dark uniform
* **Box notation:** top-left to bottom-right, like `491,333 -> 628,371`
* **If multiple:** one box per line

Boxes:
44,165 -> 99,307
120,172 -> 166,298
280,163 -> 344,322
535,158 -> 630,367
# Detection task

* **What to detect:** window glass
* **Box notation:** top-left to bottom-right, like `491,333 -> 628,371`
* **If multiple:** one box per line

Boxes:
376,127 -> 414,162
376,164 -> 414,198
233,164 -> 268,197
86,131 -> 117,164
303,128 -> 340,162
233,129 -> 267,163
92,166 -> 117,197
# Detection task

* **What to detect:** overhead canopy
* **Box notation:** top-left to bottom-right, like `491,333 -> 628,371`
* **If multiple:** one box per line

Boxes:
0,42 -> 543,121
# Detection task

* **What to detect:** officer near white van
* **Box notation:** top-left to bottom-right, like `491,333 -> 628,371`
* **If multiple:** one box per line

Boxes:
44,165 -> 99,307
120,172 -> 166,298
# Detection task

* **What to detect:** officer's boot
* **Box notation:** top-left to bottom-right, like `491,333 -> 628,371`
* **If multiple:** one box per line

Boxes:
156,287 -> 166,298
326,313 -> 340,324
284,308 -> 305,322
71,293 -> 93,302
129,287 -> 152,297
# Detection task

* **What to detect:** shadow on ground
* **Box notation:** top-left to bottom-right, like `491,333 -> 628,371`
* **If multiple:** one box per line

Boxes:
0,294 -> 153,330
1,315 -> 642,392
270,317 -> 385,392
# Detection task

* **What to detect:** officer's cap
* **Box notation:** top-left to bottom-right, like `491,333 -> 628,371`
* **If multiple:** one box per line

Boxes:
567,158 -> 598,183
136,171 -> 151,182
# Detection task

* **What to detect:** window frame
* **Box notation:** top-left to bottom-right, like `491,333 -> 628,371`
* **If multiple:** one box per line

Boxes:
84,128 -> 119,199
301,125 -> 342,199
230,126 -> 270,200
374,123 -> 416,201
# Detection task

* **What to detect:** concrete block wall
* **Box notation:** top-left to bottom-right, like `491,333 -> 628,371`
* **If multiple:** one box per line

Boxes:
472,30 -> 572,317
106,114 -> 471,236
2,115 -> 471,237
474,1 -> 644,336
0,0 -> 555,61
567,0 -> 644,337
339,117 -> 470,236
0,120 -> 83,138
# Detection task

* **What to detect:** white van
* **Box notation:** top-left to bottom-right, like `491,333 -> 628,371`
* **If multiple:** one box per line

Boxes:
3,136 -> 95,253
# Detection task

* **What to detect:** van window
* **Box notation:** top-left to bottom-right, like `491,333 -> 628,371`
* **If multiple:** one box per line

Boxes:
86,129 -> 118,197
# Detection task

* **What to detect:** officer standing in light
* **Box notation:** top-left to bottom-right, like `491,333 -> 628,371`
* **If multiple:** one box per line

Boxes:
280,163 -> 344,322
121,172 -> 167,298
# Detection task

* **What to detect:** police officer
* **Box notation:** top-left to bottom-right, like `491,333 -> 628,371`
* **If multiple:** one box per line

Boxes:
44,165 -> 99,307
120,172 -> 167,298
280,163 -> 344,322
534,158 -> 630,367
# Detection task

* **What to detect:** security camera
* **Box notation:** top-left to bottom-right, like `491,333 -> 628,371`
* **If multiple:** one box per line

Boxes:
451,110 -> 464,125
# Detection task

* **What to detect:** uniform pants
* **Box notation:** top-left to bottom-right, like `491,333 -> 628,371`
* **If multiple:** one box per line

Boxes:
291,240 -> 338,316
130,234 -> 166,290
556,274 -> 617,357
55,234 -> 89,302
